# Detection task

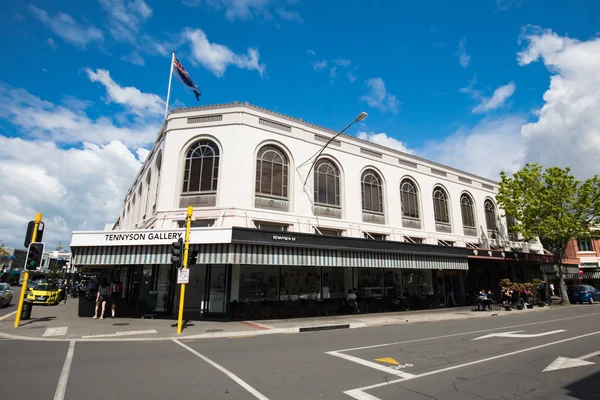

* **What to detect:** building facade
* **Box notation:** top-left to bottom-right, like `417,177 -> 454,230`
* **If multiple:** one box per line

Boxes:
70,102 -> 547,319
560,238 -> 600,286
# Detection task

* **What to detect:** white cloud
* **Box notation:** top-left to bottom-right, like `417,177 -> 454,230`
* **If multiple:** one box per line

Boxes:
361,78 -> 399,114
99,0 -> 152,44
471,82 -> 516,113
420,116 -> 527,180
0,136 -> 143,249
307,49 -> 316,56
184,28 -> 266,77
329,67 -> 337,78
347,71 -> 357,83
46,38 -> 58,49
357,132 -> 413,154
456,38 -> 470,68
28,5 -> 104,48
85,68 -> 164,116
313,60 -> 327,70
335,58 -> 351,67
182,0 -> 302,23
0,85 -> 159,148
516,26 -> 600,179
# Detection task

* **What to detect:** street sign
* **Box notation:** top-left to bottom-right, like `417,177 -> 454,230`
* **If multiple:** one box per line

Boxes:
177,269 -> 190,284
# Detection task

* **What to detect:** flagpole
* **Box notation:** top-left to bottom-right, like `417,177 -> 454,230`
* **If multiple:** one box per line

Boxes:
164,51 -> 175,120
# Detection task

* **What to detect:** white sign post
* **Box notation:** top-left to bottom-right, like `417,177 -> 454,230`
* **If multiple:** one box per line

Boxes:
177,269 -> 190,284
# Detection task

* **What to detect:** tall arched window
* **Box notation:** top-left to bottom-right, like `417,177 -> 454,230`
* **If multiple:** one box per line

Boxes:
433,186 -> 450,232
144,170 -> 152,218
314,159 -> 340,206
182,140 -> 220,193
400,179 -> 419,219
153,152 -> 162,213
361,169 -> 384,213
255,145 -> 289,198
484,199 -> 497,236
460,193 -> 476,236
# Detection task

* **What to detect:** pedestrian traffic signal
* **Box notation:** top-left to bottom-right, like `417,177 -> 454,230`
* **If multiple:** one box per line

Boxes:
171,238 -> 183,269
188,250 -> 198,266
24,242 -> 45,271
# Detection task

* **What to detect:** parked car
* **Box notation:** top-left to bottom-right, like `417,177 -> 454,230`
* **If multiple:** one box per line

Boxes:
0,283 -> 13,307
26,281 -> 64,305
568,285 -> 600,304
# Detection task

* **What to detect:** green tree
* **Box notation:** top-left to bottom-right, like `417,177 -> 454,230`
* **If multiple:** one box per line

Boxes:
496,163 -> 600,304
0,242 -> 10,259
55,241 -> 66,252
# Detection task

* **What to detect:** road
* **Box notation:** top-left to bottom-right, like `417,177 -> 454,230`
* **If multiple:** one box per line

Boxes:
1,305 -> 599,400
0,285 -> 21,320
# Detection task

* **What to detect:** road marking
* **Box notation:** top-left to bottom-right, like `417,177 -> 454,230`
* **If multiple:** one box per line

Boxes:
0,310 -> 17,321
53,341 -> 75,400
472,329 -> 566,340
229,335 -> 256,339
343,330 -> 600,399
240,321 -> 272,330
543,350 -> 600,372
327,351 -> 416,379
173,339 -> 271,400
181,339 -> 196,342
374,357 -> 399,365
81,329 -> 158,338
331,312 -> 599,353
43,327 -> 69,337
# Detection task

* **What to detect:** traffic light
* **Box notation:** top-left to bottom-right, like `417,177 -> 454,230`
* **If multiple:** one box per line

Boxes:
171,238 -> 183,269
188,250 -> 198,266
25,242 -> 45,271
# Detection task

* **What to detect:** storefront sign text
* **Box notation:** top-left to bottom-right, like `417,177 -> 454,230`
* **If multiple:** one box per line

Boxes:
104,232 -> 184,242
272,235 -> 296,242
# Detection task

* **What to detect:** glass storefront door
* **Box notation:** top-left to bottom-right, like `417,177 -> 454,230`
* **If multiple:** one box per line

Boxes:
203,265 -> 230,315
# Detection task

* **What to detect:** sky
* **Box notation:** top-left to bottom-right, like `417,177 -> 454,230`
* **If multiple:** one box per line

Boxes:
0,0 -> 599,250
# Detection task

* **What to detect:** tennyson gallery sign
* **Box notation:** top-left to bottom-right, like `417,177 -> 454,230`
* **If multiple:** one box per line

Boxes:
104,232 -> 183,242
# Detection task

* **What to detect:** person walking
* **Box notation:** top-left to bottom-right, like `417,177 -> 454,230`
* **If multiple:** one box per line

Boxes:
110,279 -> 123,319
93,278 -> 111,320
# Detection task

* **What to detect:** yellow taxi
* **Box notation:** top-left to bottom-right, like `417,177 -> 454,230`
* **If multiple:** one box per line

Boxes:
26,281 -> 63,305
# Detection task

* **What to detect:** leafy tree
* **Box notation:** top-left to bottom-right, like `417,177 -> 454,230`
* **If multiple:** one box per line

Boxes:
496,163 -> 600,304
55,241 -> 66,252
0,241 -> 10,259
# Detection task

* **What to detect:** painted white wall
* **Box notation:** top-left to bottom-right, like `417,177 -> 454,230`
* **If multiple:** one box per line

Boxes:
114,103 -> 540,252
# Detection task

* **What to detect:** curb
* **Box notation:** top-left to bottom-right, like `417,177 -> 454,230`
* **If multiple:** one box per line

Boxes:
0,306 -> 556,342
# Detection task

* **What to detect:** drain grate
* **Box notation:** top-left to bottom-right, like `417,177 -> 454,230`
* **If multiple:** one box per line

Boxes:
112,323 -> 130,326
205,329 -> 223,333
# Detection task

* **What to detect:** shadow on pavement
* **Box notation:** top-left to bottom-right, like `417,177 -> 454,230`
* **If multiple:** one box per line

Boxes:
19,316 -> 56,326
564,370 -> 600,399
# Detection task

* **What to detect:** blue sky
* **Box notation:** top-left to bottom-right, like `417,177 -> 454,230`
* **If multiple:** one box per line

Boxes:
0,0 -> 599,249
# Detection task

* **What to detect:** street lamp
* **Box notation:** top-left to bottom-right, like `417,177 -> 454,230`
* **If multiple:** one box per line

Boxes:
300,111 -> 368,188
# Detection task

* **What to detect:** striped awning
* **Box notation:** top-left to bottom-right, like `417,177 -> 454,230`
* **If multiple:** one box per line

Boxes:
73,243 -> 468,270
563,271 -> 600,280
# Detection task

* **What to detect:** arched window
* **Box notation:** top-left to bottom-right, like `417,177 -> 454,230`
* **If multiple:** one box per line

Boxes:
182,140 -> 220,193
484,199 -> 497,233
255,145 -> 289,198
400,179 -> 419,219
361,169 -> 383,213
314,159 -> 340,206
432,186 -> 450,224
460,193 -> 476,236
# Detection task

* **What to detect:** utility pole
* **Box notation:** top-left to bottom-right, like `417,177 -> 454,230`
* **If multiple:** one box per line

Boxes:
177,206 -> 193,334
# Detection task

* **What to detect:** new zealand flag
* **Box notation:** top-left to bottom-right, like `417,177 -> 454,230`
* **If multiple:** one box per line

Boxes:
173,57 -> 201,100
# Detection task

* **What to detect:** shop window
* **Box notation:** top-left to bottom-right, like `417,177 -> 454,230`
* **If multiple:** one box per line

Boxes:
239,266 -> 279,302
356,268 -> 384,298
577,239 -> 594,252
254,221 -> 289,232
364,232 -> 387,240
321,267 -> 346,299
280,266 -> 321,300
402,270 -> 433,296
317,228 -> 343,236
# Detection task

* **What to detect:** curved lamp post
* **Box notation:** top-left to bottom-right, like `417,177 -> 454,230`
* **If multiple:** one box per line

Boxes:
300,111 -> 368,189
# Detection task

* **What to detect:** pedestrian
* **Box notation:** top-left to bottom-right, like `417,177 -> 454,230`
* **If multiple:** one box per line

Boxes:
93,278 -> 111,320
549,282 -> 555,296
110,279 -> 122,319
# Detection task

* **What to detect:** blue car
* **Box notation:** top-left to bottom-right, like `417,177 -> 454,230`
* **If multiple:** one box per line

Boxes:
568,285 -> 600,304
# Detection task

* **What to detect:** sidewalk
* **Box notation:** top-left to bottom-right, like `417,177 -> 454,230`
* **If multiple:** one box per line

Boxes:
0,299 -> 554,342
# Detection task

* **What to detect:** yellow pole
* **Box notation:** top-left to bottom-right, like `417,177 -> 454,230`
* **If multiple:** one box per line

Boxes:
177,206 -> 193,334
15,212 -> 42,328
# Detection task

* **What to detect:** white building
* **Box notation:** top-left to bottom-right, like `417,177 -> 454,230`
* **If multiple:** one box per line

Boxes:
70,102 -> 548,319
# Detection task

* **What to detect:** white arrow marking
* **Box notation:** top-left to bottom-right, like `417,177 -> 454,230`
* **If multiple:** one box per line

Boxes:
472,329 -> 566,341
543,350 -> 600,372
